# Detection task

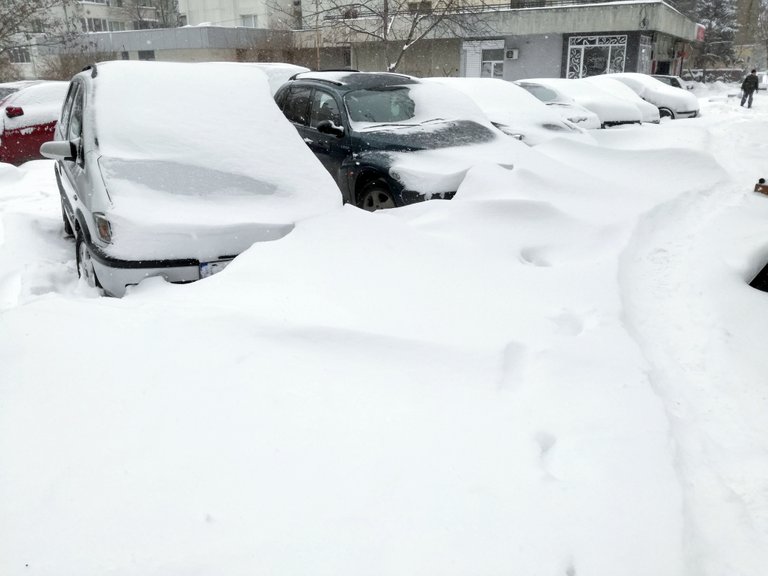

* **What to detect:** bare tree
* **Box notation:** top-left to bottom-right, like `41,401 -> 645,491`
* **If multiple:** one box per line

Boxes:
0,0 -> 77,55
279,0 -> 495,71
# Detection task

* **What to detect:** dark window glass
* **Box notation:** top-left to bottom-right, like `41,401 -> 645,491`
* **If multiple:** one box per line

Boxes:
283,86 -> 312,125
310,90 -> 341,127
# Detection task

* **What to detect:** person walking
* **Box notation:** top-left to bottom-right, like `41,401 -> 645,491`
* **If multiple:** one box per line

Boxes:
741,69 -> 759,108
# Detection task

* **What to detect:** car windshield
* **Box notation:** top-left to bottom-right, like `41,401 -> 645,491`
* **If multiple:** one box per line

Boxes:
343,83 -> 487,129
344,87 -> 416,123
519,84 -> 560,103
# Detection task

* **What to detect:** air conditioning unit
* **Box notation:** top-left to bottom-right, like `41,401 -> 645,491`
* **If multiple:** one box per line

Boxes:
506,49 -> 519,60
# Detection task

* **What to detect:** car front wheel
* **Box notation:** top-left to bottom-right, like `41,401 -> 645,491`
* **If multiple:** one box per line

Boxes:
76,234 -> 100,289
659,107 -> 675,119
357,179 -> 396,211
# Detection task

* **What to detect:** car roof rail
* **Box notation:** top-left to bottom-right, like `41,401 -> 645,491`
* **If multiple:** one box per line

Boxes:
288,68 -> 360,81
82,63 -> 98,78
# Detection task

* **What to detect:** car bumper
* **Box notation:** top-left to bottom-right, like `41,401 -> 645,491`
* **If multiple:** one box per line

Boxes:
87,241 -> 224,297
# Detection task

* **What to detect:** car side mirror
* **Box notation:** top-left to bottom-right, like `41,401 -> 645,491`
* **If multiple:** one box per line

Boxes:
316,120 -> 345,138
5,106 -> 23,118
40,140 -> 77,161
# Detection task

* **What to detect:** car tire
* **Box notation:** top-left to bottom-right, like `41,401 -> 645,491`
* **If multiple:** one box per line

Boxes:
659,107 -> 675,119
357,179 -> 396,211
76,233 -> 101,290
62,200 -> 73,237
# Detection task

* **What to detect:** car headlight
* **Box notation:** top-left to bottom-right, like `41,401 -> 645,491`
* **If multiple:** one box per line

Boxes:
93,212 -> 112,243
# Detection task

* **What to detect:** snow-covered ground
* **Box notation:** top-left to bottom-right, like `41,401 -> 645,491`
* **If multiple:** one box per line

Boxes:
2,84 -> 768,576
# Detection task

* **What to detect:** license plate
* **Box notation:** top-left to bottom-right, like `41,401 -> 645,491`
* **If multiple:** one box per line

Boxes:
199,259 -> 232,278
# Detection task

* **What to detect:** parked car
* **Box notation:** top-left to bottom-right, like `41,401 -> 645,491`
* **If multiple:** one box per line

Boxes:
604,73 -> 699,119
581,75 -> 660,123
0,81 -> 69,164
0,80 -> 44,100
240,62 -> 310,95
651,75 -> 694,90
425,77 -> 593,145
516,78 -> 642,128
513,80 -> 601,130
274,71 -> 523,210
757,71 -> 768,91
40,61 -> 340,297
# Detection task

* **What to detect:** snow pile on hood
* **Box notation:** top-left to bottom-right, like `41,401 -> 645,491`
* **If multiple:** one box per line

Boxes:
581,75 -> 660,123
91,61 -> 341,223
3,87 -> 768,576
425,77 -> 592,145
523,77 -> 642,124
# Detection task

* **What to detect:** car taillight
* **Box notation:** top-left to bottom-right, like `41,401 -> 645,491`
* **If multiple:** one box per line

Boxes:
5,106 -> 23,118
93,213 -> 112,243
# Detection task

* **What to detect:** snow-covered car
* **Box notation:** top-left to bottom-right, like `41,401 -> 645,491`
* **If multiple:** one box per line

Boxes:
651,75 -> 694,90
513,80 -> 601,130
275,71 -> 525,210
425,77 -> 593,146
604,73 -> 700,119
516,78 -> 642,128
757,71 -> 768,91
0,81 -> 69,165
581,75 -> 660,124
40,60 -> 341,297
241,62 -> 310,95
0,80 -> 45,100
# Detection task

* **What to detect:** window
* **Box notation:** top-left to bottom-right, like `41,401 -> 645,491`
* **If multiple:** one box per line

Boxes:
108,21 -> 126,31
283,86 -> 312,125
68,87 -> 84,142
80,18 -> 108,32
179,14 -> 188,26
240,14 -> 258,27
567,35 -> 627,78
344,88 -> 415,123
310,91 -> 341,128
481,49 -> 504,79
59,83 -> 79,136
137,50 -> 155,61
8,47 -> 31,63
407,1 -> 431,12
120,51 -> 129,59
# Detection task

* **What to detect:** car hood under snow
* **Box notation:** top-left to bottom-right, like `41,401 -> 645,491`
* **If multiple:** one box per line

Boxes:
97,157 -> 300,261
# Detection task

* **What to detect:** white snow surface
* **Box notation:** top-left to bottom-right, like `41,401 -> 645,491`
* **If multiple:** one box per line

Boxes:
3,86 -> 768,576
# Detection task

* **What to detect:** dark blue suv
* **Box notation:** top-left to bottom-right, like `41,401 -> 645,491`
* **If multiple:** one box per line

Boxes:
274,71 -> 501,210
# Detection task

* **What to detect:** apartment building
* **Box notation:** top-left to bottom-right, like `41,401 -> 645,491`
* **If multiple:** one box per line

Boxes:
10,0 -> 700,81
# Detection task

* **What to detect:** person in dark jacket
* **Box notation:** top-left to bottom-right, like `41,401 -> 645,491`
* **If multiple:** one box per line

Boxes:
741,69 -> 759,108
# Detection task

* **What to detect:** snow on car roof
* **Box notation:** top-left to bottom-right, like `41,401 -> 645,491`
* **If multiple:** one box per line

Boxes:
293,70 -> 418,88
90,60 -> 341,222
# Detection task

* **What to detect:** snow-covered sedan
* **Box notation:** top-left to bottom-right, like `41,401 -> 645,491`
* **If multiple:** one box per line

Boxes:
0,81 -> 68,165
513,80 -> 601,130
604,73 -> 700,119
516,78 -> 642,128
41,61 -> 341,297
425,77 -> 593,145
581,75 -> 660,124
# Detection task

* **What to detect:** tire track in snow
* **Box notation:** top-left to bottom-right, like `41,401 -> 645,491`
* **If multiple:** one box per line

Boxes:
618,182 -> 768,576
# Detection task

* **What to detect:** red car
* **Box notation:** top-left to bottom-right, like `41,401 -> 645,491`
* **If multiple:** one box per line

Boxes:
0,81 -> 68,165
